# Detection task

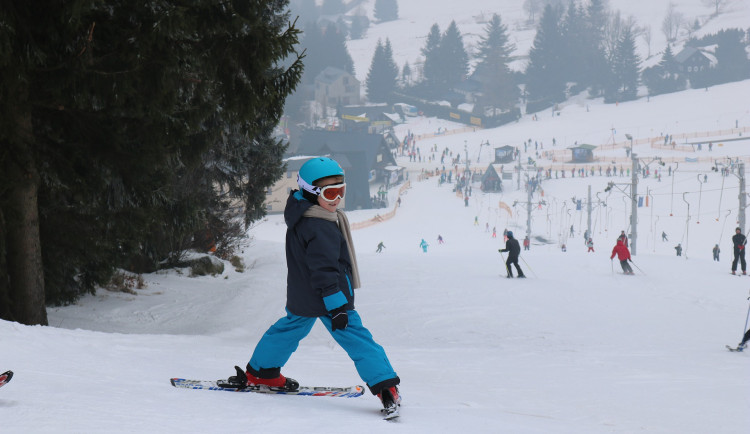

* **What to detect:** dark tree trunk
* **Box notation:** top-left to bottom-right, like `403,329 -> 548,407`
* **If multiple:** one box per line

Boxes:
5,158 -> 47,325
0,210 -> 14,322
3,104 -> 48,325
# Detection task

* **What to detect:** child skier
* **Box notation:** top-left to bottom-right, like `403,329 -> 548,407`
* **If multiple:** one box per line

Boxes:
226,157 -> 400,416
586,238 -> 594,252
419,238 -> 429,252
611,238 -> 634,275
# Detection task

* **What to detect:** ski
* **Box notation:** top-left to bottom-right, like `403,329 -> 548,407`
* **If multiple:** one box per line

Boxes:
170,377 -> 365,398
0,370 -> 13,389
726,345 -> 744,352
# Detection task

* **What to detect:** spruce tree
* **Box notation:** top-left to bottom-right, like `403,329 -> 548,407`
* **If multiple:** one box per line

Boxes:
300,23 -> 325,84
715,29 -> 750,84
374,0 -> 399,22
473,14 -> 519,113
642,44 -> 685,95
421,23 -> 443,92
585,0 -> 611,96
659,44 -> 678,75
559,2 -> 587,88
402,61 -> 412,87
609,26 -> 641,101
439,21 -> 469,88
322,23 -> 355,76
366,39 -> 399,102
525,4 -> 566,106
0,0 -> 303,323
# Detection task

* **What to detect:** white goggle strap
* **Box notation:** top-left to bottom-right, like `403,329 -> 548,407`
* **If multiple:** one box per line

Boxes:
297,174 -> 321,196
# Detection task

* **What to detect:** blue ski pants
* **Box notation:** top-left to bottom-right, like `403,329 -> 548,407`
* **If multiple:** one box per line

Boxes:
249,309 -> 397,389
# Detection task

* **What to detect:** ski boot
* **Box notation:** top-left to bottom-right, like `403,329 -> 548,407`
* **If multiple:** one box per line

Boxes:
738,342 -> 747,352
517,274 -> 527,278
221,366 -> 299,391
378,386 -> 401,419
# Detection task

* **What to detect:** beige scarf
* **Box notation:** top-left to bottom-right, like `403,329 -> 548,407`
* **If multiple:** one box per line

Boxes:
303,205 -> 361,289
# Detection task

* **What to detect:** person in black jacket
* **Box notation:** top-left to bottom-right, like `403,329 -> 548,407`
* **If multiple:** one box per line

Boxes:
499,231 -> 525,278
227,157 -> 400,413
732,227 -> 747,275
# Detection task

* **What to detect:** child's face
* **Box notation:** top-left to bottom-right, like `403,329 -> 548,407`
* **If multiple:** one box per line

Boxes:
316,176 -> 344,213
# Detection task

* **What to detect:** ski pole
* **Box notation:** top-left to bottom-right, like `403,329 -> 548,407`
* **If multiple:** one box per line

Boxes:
629,259 -> 646,276
611,258 -> 614,275
742,295 -> 750,341
520,256 -> 538,278
498,250 -> 508,276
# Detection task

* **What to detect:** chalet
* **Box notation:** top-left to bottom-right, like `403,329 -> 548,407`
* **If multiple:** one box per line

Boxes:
480,164 -> 503,192
569,144 -> 597,163
338,104 -> 398,134
265,130 -> 398,212
673,47 -> 712,75
493,145 -> 517,164
314,67 -> 360,109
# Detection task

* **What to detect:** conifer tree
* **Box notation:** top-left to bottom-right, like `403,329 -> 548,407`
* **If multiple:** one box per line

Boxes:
0,0 -> 303,323
585,0 -> 611,96
366,39 -> 399,102
642,44 -> 685,95
559,2 -> 587,87
525,5 -> 566,105
374,0 -> 399,22
609,26 -> 641,101
421,23 -> 443,92
322,23 -> 355,75
438,21 -> 469,88
401,61 -> 412,87
714,28 -> 750,83
473,14 -> 519,112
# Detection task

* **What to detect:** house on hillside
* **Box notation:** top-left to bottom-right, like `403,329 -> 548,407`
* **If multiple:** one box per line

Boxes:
569,144 -> 597,163
493,145 -> 517,164
480,164 -> 503,192
338,104 -> 398,133
265,130 -> 398,212
674,47 -> 712,75
315,67 -> 360,110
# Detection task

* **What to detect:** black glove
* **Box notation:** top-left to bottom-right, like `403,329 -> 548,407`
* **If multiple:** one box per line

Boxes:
330,306 -> 348,331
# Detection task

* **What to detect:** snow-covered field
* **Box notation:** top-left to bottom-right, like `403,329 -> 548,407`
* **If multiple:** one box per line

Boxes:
2,1 -> 750,433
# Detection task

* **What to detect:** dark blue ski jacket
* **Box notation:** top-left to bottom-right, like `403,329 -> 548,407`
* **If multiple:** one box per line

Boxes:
283,190 -> 355,317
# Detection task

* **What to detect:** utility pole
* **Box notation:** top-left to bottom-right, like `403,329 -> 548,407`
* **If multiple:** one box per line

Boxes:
513,177 -> 545,243
517,147 -> 521,191
740,162 -> 746,230
527,178 -> 533,242
627,134 -> 638,255
587,185 -> 592,240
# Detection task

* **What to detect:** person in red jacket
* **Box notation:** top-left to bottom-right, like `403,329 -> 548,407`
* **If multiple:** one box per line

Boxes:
610,239 -> 634,275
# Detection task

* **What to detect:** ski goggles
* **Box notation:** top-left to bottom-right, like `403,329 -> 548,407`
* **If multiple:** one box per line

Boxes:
319,183 -> 346,202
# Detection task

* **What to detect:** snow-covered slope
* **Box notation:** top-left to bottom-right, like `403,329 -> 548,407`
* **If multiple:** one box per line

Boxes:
2,1 -> 750,432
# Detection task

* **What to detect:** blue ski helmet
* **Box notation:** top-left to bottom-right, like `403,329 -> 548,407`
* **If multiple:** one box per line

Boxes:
506,231 -> 513,238
297,157 -> 344,201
